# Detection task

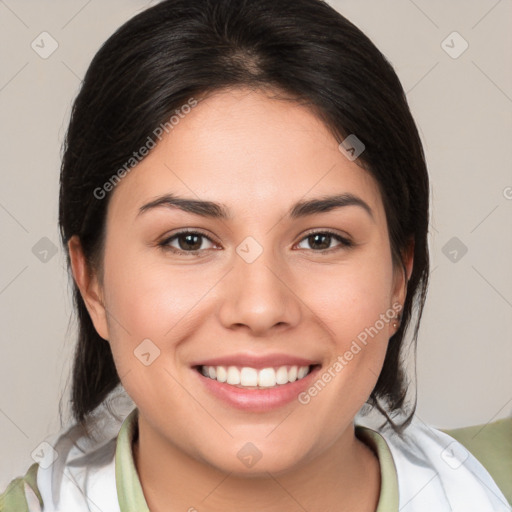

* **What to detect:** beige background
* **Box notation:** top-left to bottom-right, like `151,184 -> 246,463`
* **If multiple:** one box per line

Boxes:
0,0 -> 511,487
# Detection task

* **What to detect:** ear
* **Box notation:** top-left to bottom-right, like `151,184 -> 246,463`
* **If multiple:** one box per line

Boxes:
391,238 -> 414,309
68,235 -> 110,341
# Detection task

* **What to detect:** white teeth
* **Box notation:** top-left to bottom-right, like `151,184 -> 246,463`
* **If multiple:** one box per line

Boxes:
275,366 -> 288,385
226,366 -> 240,385
200,364 -> 311,388
216,366 -> 227,383
240,367 -> 258,386
258,368 -> 276,387
298,366 -> 308,379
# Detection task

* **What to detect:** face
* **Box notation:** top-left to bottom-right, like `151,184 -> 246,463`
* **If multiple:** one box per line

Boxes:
72,87 -> 409,475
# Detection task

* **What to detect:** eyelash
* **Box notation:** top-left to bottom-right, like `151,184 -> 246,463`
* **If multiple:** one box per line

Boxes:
158,228 -> 354,256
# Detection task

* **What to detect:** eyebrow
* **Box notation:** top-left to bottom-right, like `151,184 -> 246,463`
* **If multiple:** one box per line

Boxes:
137,192 -> 374,222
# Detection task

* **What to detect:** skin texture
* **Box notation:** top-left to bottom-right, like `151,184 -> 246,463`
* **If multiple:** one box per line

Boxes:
69,87 -> 413,511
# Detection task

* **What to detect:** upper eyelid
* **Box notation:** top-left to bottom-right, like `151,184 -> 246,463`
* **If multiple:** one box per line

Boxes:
160,229 -> 219,247
299,227 -> 351,240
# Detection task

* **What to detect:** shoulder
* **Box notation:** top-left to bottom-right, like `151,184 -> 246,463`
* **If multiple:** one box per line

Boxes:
441,416 -> 512,506
0,392 -> 135,512
363,414 -> 511,510
0,462 -> 43,512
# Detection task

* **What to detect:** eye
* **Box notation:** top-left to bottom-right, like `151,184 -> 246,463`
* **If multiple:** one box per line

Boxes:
295,230 -> 353,252
158,228 -> 353,256
159,229 -> 218,255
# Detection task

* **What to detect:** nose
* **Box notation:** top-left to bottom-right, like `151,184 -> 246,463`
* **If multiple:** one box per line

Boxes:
217,246 -> 302,336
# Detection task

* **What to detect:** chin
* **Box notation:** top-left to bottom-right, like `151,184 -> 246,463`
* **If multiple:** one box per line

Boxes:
195,436 -> 314,477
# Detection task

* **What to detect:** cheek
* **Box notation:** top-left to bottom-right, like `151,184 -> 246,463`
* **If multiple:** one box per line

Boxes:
101,252 -> 220,363
100,261 -> 210,412
295,246 -> 396,411
300,249 -> 395,342
294,259 -> 395,429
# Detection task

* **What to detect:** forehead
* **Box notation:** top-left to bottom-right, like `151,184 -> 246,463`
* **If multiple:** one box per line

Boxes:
108,87 -> 385,224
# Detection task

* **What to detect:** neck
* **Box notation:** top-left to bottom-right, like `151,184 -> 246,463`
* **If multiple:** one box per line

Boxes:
133,416 -> 381,512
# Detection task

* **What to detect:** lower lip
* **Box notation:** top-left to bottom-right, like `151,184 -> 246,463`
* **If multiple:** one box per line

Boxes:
195,366 -> 321,412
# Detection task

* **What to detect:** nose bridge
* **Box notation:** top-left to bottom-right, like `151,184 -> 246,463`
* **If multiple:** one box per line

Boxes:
217,236 -> 300,333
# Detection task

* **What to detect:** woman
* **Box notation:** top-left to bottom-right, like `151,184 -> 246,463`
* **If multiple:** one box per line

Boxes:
1,0 -> 510,510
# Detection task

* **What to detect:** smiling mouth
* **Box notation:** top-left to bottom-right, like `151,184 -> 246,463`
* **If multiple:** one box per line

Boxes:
195,364 -> 318,389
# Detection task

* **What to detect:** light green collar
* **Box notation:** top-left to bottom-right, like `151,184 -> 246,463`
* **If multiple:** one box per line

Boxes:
115,408 -> 150,512
356,424 -> 400,511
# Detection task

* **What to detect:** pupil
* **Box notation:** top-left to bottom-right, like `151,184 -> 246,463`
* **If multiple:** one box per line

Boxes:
180,234 -> 201,250
310,233 -> 330,250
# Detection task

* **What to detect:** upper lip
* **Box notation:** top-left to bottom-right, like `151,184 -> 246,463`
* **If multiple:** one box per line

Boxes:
191,353 -> 320,369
